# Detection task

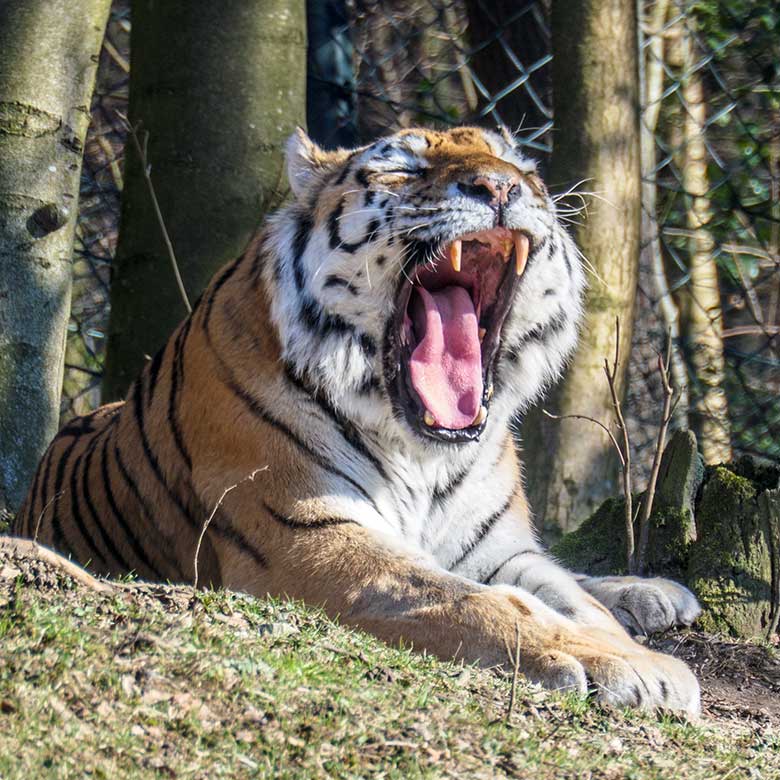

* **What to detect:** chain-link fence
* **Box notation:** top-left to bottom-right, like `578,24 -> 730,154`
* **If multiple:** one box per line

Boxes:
63,1 -> 129,420
67,0 -> 779,483
631,0 -> 780,469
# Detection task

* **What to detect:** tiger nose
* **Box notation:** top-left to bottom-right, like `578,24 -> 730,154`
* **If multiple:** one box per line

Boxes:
458,173 -> 519,207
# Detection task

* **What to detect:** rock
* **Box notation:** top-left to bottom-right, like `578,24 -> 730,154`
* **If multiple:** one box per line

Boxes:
550,495 -> 630,576
550,429 -> 780,640
687,467 -> 778,639
638,430 -> 701,579
0,563 -> 21,580
654,430 -> 704,519
551,432 -> 702,578
257,621 -> 298,638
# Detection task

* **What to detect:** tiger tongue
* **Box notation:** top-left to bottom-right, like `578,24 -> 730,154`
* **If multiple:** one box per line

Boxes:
408,286 -> 483,430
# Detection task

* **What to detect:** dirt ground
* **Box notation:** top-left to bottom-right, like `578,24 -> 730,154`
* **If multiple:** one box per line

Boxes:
650,631 -> 780,728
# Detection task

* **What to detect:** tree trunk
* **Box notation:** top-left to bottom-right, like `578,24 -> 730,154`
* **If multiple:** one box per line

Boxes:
351,1 -> 431,140
639,0 -> 689,425
671,22 -> 732,464
0,0 -> 111,517
522,0 -> 642,540
102,0 -> 307,401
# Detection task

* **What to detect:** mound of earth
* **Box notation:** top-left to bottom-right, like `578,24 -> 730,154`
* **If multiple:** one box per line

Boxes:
0,537 -> 778,779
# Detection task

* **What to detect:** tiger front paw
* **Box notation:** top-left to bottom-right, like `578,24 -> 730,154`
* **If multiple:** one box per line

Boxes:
581,575 -> 702,636
525,626 -> 701,716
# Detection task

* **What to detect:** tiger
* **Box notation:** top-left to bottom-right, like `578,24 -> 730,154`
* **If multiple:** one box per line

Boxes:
13,126 -> 702,714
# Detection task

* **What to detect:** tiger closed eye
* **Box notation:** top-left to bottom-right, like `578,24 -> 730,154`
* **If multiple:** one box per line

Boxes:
372,168 -> 425,179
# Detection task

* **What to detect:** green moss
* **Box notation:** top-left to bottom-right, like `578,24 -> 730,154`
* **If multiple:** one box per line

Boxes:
687,467 -> 772,638
551,496 -> 630,575
645,506 -> 694,580
701,465 -> 757,506
550,439 -> 778,640
728,455 -> 780,493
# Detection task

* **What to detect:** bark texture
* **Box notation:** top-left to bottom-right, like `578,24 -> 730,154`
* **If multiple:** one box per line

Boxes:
102,0 -> 307,401
523,0 -> 642,539
639,0 -> 689,424
671,24 -> 732,464
0,0 -> 111,515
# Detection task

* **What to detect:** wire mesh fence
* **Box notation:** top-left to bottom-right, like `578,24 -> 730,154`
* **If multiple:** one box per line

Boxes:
63,0 -> 129,420
632,0 -> 780,467
66,0 -> 779,483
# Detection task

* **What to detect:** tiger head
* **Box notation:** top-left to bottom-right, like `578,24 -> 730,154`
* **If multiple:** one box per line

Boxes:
263,126 -> 584,448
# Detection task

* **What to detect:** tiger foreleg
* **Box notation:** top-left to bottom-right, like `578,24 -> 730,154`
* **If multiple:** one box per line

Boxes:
483,544 -> 700,635
222,521 -> 699,715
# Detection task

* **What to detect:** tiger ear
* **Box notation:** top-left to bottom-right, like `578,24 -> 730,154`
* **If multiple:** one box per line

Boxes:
286,128 -> 335,199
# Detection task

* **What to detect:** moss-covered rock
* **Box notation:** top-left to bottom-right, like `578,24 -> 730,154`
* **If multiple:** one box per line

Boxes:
728,454 -> 780,493
653,430 -> 704,518
551,495 -> 630,576
645,506 -> 695,581
552,431 -> 701,579
550,430 -> 780,639
687,467 -> 777,638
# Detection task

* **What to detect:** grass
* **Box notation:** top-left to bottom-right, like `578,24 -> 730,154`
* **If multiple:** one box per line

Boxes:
0,546 -> 778,779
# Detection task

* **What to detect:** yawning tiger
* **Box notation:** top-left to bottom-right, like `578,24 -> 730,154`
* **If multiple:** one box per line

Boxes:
13,126 -> 701,714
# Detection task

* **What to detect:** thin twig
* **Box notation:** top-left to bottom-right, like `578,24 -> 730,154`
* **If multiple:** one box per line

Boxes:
763,491 -> 780,640
636,332 -> 676,575
192,468 -> 267,590
603,317 -> 635,573
542,410 -> 625,468
505,622 -> 522,723
32,491 -> 64,544
115,111 -> 192,314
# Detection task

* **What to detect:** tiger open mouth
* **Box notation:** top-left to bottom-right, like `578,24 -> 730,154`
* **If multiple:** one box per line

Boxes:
387,226 -> 530,443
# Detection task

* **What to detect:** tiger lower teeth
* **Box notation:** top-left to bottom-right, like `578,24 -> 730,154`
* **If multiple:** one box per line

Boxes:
423,411 -> 436,426
472,406 -> 487,426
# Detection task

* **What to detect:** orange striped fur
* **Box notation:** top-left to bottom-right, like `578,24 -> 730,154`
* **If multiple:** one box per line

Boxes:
13,127 -> 701,714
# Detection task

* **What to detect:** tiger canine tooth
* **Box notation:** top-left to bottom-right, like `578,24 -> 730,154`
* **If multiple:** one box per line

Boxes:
486,384 -> 494,400
514,232 -> 530,276
472,406 -> 488,426
478,327 -> 486,342
423,410 -> 436,426
449,240 -> 462,272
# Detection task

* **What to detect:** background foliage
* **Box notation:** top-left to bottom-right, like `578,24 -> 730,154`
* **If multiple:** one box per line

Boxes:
65,0 -> 780,484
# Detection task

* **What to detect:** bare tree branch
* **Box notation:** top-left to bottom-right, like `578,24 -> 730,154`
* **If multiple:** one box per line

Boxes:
33,491 -> 63,544
603,317 -> 635,573
542,410 -> 625,468
505,621 -> 522,723
116,111 -> 192,314
636,333 -> 677,575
